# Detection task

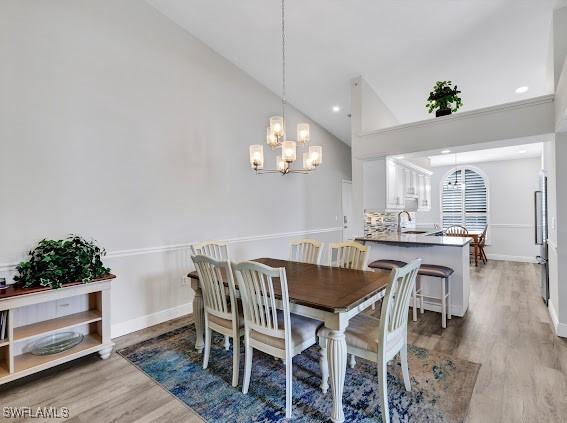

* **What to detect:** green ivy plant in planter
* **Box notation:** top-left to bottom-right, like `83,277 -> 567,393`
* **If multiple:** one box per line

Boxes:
426,80 -> 463,117
14,235 -> 111,289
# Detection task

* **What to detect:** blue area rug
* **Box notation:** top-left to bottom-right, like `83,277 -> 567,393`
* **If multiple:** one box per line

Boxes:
118,324 -> 479,422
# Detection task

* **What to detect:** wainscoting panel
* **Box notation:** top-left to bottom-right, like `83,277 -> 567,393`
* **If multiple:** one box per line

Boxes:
0,228 -> 343,339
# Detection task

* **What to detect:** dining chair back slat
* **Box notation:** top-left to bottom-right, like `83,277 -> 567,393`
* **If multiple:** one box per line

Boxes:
192,255 -> 235,322
191,241 -> 229,260
380,259 -> 422,337
289,239 -> 322,264
234,261 -> 289,343
445,225 -> 468,236
329,241 -> 368,270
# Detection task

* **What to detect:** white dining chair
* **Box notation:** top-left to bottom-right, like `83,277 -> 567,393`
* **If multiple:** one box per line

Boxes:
317,258 -> 421,423
328,241 -> 368,270
233,261 -> 321,419
191,254 -> 244,387
191,241 -> 231,349
289,239 -> 323,264
191,240 -> 229,260
328,240 -> 370,368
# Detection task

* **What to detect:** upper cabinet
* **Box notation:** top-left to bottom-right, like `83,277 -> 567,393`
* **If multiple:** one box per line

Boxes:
386,159 -> 432,211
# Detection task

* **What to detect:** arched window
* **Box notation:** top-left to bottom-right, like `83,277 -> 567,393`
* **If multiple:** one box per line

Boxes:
441,167 -> 488,231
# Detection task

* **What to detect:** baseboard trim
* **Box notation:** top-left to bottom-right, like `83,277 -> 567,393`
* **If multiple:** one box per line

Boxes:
548,300 -> 567,338
486,254 -> 537,263
111,303 -> 193,339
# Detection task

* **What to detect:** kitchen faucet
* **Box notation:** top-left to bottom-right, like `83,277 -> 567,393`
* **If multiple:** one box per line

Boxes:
397,210 -> 412,233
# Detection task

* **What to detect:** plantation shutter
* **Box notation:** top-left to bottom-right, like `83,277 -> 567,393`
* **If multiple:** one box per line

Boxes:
464,169 -> 487,231
442,168 -> 488,231
441,170 -> 463,229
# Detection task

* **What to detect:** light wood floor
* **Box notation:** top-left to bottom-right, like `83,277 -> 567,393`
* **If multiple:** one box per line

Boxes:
1,261 -> 566,422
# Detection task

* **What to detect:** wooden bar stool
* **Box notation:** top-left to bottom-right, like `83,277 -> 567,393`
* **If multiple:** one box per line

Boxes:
368,260 -> 422,322
417,264 -> 454,328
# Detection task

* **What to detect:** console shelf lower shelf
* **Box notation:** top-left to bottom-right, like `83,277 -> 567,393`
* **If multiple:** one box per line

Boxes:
14,310 -> 102,342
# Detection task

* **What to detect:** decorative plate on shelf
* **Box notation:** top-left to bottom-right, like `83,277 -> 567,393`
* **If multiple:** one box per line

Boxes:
30,332 -> 84,356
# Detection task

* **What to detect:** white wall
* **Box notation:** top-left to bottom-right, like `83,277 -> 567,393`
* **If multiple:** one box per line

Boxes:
553,133 -> 567,335
415,158 -> 541,262
0,0 -> 351,337
359,78 -> 399,133
362,158 -> 387,211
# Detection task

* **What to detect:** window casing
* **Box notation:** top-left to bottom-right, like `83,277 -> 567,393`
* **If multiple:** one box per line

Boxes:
441,167 -> 488,232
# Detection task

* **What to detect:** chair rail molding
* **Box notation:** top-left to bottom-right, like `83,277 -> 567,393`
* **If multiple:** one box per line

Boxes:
0,226 -> 343,271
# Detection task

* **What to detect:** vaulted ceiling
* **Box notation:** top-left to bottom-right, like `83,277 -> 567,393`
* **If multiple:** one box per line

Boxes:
148,0 -> 555,144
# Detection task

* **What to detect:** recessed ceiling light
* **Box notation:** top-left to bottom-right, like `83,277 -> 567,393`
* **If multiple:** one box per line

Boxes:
515,86 -> 529,94
441,150 -> 451,154
394,156 -> 405,160
332,105 -> 340,112
519,149 -> 527,154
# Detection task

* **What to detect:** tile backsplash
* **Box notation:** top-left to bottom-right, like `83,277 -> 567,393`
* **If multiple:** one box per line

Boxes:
364,210 -> 416,236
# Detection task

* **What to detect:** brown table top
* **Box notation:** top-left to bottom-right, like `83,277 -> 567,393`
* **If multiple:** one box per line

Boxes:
187,258 -> 390,313
0,274 -> 116,300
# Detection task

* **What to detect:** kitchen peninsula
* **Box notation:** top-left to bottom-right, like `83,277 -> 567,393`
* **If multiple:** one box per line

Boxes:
357,230 -> 471,317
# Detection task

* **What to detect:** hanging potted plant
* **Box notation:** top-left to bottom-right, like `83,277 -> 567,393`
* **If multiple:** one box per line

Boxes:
426,80 -> 463,117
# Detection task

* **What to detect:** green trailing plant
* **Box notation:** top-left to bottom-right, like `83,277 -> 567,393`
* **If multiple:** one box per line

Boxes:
14,235 -> 110,289
426,80 -> 463,115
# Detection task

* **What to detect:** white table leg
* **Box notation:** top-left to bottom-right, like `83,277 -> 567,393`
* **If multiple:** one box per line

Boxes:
328,329 -> 347,423
192,281 -> 205,353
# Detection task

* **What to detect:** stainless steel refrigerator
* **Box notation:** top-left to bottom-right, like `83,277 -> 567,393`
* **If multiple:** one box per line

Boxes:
535,171 -> 549,304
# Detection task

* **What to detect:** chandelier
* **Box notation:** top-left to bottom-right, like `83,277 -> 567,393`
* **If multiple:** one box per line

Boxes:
248,0 -> 322,175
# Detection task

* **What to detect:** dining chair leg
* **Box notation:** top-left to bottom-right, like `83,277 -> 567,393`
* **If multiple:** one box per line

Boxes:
441,279 -> 447,329
378,360 -> 390,423
224,335 -> 230,351
400,342 -> 411,392
349,354 -> 356,369
412,286 -> 417,322
319,337 -> 329,394
474,244 -> 479,266
419,277 -> 424,315
242,339 -> 253,394
285,352 -> 293,419
203,327 -> 212,369
231,334 -> 240,387
446,277 -> 452,320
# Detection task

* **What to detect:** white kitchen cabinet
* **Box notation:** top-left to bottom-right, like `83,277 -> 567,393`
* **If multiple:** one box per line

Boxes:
424,175 -> 432,211
386,159 -> 405,210
386,158 -> 432,211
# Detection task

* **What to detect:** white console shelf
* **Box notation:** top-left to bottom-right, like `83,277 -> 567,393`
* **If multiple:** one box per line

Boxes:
0,275 -> 115,385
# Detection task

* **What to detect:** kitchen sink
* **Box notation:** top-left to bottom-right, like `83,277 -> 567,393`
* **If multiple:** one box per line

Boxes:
402,230 -> 428,234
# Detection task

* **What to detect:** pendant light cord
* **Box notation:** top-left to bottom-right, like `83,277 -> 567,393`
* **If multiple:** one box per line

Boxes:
281,0 -> 286,134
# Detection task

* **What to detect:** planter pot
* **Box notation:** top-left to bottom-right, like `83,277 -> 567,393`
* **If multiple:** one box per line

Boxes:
436,108 -> 452,117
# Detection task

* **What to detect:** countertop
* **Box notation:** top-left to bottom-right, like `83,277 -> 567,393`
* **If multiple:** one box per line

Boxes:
356,228 -> 471,248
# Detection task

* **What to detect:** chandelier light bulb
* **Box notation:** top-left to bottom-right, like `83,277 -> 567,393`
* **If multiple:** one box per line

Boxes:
282,140 -> 297,163
266,127 -> 278,146
309,146 -> 322,166
303,152 -> 314,171
249,145 -> 264,169
277,155 -> 288,172
297,123 -> 310,144
270,116 -> 285,138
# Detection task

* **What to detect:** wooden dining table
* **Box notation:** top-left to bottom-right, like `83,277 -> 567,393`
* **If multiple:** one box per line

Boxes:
188,257 -> 390,423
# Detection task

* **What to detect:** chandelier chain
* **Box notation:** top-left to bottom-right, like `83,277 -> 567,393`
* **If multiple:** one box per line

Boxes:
281,0 -> 286,129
